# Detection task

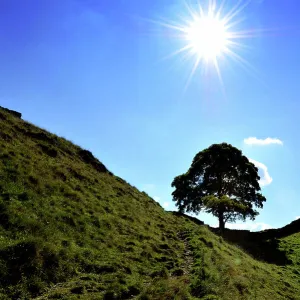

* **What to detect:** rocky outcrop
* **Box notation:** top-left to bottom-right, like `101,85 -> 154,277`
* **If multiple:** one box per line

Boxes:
78,149 -> 111,174
0,106 -> 22,119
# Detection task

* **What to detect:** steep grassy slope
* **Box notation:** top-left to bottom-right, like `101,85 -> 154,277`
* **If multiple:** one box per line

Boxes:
280,232 -> 300,273
0,107 -> 299,299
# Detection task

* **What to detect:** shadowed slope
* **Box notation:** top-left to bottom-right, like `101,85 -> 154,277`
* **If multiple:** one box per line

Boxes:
211,218 -> 300,265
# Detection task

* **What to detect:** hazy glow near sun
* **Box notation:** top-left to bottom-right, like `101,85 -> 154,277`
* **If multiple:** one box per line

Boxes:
186,14 -> 229,61
155,0 -> 256,87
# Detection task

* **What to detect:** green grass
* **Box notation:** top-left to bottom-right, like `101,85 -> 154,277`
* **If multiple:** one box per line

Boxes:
0,107 -> 299,299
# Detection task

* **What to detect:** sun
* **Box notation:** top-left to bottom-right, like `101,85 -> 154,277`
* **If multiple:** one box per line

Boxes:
185,14 -> 229,61
152,0 -> 258,88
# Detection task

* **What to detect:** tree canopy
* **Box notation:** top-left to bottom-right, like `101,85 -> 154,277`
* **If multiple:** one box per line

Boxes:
171,143 -> 266,232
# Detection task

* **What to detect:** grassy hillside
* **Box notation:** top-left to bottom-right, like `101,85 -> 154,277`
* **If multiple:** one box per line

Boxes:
0,107 -> 299,299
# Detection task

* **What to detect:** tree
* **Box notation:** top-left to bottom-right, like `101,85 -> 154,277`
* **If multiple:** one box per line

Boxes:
171,143 -> 266,233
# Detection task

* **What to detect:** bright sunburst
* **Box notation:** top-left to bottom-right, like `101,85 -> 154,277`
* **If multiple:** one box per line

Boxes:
185,11 -> 229,61
155,0 -> 257,88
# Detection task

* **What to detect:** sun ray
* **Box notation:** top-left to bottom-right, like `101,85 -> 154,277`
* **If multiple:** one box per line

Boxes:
216,0 -> 227,19
159,44 -> 193,62
139,0 -> 274,90
213,57 -> 224,89
224,48 -> 261,79
171,1 -> 254,87
222,0 -> 251,25
132,0 -> 284,91
184,55 -> 202,92
224,16 -> 246,31
213,57 -> 228,100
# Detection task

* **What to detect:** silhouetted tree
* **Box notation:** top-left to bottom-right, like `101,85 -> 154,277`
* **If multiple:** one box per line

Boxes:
171,143 -> 266,233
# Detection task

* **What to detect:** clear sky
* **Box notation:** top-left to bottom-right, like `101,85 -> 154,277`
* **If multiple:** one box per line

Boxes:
1,0 -> 300,230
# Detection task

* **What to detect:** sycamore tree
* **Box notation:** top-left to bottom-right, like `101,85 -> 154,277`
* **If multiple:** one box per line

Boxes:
171,143 -> 266,233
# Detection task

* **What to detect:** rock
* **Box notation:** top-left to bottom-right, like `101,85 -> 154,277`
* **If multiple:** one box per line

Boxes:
0,106 -> 22,119
78,149 -> 111,174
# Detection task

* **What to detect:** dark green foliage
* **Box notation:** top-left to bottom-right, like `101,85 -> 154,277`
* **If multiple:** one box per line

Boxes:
172,143 -> 266,232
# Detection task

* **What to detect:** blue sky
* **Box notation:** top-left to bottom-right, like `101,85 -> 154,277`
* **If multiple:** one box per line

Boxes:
1,0 -> 300,230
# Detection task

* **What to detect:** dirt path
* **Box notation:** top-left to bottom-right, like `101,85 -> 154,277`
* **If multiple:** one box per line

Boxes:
177,230 -> 194,276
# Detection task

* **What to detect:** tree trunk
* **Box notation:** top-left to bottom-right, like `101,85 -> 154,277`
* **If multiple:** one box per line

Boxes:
218,211 -> 225,234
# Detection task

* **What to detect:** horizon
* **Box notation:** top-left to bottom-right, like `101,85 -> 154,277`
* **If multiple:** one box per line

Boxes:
1,0 -> 300,231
